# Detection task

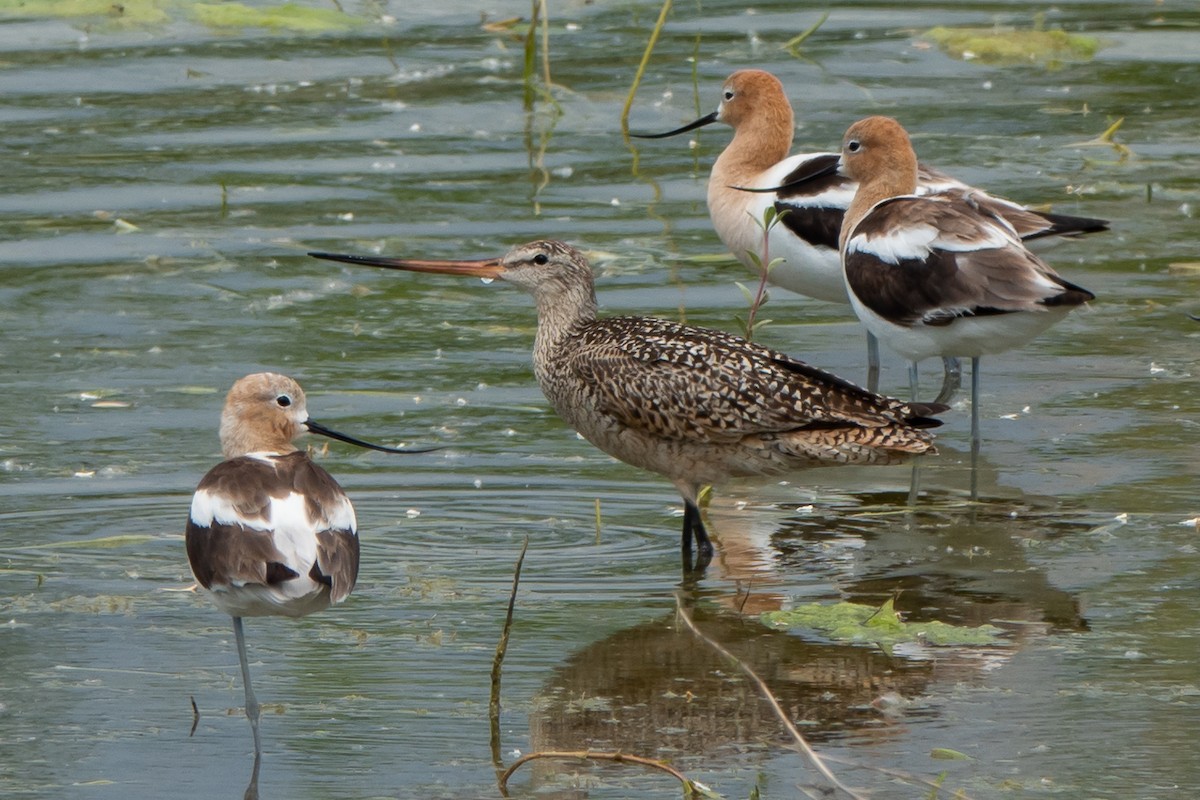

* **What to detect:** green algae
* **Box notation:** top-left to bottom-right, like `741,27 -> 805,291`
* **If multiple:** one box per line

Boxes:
925,25 -> 1103,67
761,598 -> 1007,649
0,0 -> 169,24
0,1 -> 364,33
190,2 -> 363,32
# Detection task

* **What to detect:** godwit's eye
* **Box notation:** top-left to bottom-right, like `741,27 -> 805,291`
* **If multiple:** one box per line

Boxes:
532,253 -> 549,266
847,139 -> 862,153
276,394 -> 292,407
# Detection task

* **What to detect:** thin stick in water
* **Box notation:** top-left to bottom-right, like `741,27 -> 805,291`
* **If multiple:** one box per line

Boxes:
490,537 -> 530,772
673,592 -> 868,800
499,750 -> 703,798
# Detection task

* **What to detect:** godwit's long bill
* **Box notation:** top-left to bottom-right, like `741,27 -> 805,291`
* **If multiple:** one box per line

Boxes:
186,372 -> 428,799
633,69 -> 1107,401
311,241 -> 946,573
799,116 -> 1095,491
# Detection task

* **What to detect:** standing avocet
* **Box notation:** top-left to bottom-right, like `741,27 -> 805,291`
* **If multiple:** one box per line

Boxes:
821,116 -> 1094,487
634,69 -> 1106,400
186,372 -> 423,799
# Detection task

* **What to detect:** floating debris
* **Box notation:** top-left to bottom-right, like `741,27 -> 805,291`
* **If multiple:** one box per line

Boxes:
924,24 -> 1103,67
761,597 -> 1007,650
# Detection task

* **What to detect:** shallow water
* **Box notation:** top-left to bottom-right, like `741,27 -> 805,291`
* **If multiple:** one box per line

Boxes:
0,1 -> 1197,798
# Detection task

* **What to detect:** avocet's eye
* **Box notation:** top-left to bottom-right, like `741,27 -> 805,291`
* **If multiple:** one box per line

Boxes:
846,139 -> 862,153
276,394 -> 292,407
532,253 -> 549,266
723,89 -> 734,101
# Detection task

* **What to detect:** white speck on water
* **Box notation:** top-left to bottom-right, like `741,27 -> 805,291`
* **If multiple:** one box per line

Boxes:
503,428 -> 517,437
982,80 -> 993,90
1180,203 -> 1192,217
405,509 -> 421,518
609,198 -> 620,207
1149,362 -> 1166,374
337,212 -> 354,221
473,479 -> 483,489
796,505 -> 814,514
480,277 -> 494,285
409,123 -> 421,132
735,501 -> 748,510
565,22 -> 580,31
1123,649 -> 1145,660
552,166 -> 573,178
74,470 -> 95,478
455,397 -> 467,407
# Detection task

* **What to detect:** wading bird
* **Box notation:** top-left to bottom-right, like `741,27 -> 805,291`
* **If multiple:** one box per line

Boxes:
186,372 -> 426,799
633,69 -> 1106,401
807,116 -> 1095,492
310,241 -> 945,572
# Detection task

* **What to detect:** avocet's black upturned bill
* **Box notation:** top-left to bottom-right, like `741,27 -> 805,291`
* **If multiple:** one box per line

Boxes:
311,241 -> 946,573
185,372 -> 427,799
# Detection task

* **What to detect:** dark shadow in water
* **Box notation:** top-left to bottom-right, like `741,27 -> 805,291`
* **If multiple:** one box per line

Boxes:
523,601 -> 941,792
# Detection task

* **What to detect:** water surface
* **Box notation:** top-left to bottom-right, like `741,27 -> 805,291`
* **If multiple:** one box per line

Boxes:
1,2 -> 1197,798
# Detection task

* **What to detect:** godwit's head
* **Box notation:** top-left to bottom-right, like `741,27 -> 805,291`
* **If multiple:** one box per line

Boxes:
309,240 -> 596,308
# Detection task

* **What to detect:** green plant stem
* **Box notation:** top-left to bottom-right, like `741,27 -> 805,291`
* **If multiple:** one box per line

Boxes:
620,0 -> 672,132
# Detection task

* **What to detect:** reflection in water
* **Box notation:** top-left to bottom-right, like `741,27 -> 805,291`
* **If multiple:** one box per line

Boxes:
709,455 -> 1089,635
525,603 -> 938,794
523,473 -> 1088,794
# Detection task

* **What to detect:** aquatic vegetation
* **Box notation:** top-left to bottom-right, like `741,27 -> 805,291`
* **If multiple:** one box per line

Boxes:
0,0 -> 169,24
925,24 -> 1103,66
761,598 -> 1007,650
190,2 -> 364,32
0,0 -> 365,32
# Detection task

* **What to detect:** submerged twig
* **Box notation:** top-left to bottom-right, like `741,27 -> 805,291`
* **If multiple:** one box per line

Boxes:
189,695 -> 199,736
499,750 -> 703,797
673,592 -> 868,800
490,537 -> 530,772
620,0 -> 672,132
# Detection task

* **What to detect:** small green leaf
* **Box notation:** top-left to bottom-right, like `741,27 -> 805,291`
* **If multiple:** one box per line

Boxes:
931,748 -> 973,761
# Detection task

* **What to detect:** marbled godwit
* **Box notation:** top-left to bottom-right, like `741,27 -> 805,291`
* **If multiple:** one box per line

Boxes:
634,69 -> 1106,399
310,241 -> 945,570
818,116 -> 1094,482
186,372 -> 425,799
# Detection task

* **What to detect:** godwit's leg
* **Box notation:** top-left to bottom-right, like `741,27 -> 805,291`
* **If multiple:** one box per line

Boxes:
936,357 -> 962,406
907,361 -> 920,402
233,616 -> 262,800
866,332 -> 881,394
679,498 -> 714,573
